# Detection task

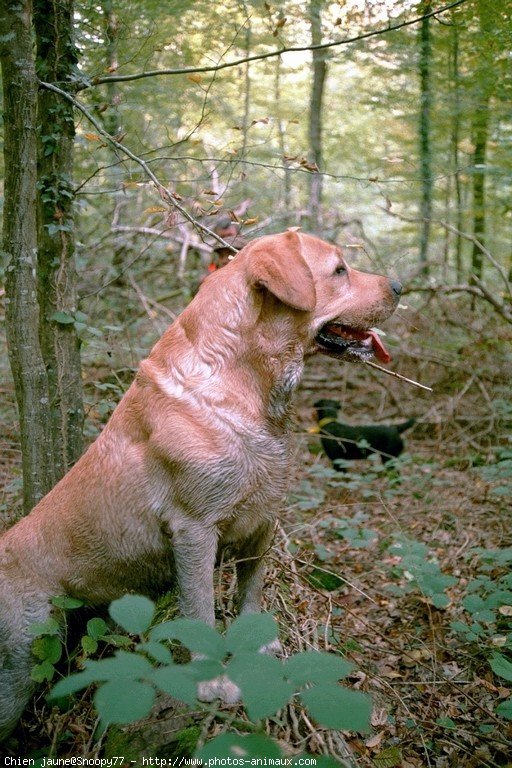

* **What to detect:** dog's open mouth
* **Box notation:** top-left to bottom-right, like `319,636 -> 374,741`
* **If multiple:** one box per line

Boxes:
316,323 -> 392,363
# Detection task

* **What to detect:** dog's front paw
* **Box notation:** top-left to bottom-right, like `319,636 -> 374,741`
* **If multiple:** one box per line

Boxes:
259,637 -> 283,656
198,675 -> 241,705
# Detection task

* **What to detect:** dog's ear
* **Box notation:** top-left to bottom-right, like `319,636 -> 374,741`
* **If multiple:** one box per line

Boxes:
246,231 -> 316,311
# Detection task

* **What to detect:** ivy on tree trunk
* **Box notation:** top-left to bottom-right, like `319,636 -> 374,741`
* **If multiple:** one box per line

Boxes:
34,0 -> 84,479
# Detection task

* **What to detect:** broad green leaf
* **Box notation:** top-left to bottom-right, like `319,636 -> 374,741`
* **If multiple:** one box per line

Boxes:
150,618 -> 225,659
431,593 -> 450,609
436,716 -> 456,729
49,668 -> 99,699
109,595 -> 155,634
185,658 -> 225,682
225,613 -> 279,653
32,635 -> 62,664
28,617 -> 60,636
50,311 -> 75,325
150,665 -> 198,706
137,641 -> 174,664
87,617 -> 109,640
373,746 -> 402,767
226,653 -> 293,720
496,697 -> 512,720
95,679 -> 155,724
300,684 -> 371,732
49,650 -> 152,700
81,635 -> 98,655
490,653 -> 512,682
284,651 -> 353,686
51,596 -> 84,610
31,660 -> 56,683
196,733 -> 281,761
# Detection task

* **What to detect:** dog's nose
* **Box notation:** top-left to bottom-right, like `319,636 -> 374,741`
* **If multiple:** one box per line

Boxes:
390,279 -> 402,297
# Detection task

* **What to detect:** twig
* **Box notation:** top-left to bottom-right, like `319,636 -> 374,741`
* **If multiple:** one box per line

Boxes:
38,81 -> 238,253
89,1 -> 468,88
362,360 -> 433,392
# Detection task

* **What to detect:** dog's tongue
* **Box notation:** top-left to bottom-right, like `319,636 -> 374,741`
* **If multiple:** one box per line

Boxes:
327,325 -> 392,364
367,329 -> 392,363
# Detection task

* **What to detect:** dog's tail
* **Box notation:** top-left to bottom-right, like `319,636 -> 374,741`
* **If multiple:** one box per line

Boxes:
395,417 -> 416,434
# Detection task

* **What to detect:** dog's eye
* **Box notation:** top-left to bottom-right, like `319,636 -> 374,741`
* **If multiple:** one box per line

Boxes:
334,264 -> 347,276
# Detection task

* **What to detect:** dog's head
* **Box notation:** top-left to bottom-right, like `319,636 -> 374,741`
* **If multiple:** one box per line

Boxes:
313,399 -> 341,420
241,230 -> 401,363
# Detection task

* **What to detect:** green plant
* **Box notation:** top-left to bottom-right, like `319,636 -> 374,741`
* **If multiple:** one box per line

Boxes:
449,547 -> 512,720
385,535 -> 458,608
29,596 -> 132,683
48,595 -> 371,760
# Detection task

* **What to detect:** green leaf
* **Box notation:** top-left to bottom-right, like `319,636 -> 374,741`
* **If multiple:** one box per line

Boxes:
225,613 -> 279,653
496,697 -> 512,720
31,660 -> 56,683
50,310 -> 75,325
81,635 -> 98,655
300,684 -> 371,732
87,617 -> 109,640
150,665 -> 198,706
373,746 -> 402,767
137,641 -> 174,665
185,659 -> 225,682
226,653 -> 293,720
28,617 -> 60,636
150,618 -> 225,659
32,635 -> 62,664
94,679 -> 155,725
436,716 -> 456,729
109,595 -> 155,635
431,593 -> 450,609
49,668 -> 99,699
196,733 -> 281,761
284,651 -> 353,686
51,595 -> 84,610
490,653 -> 512,682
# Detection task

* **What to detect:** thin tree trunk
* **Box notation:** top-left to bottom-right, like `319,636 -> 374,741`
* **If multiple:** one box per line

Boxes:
275,55 -> 292,225
34,0 -> 84,478
418,0 -> 432,275
450,19 -> 463,281
470,1 -> 494,284
307,0 -> 327,234
0,0 -> 55,511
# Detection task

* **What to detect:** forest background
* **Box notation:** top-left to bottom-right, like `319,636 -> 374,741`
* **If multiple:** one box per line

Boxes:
0,0 -> 511,765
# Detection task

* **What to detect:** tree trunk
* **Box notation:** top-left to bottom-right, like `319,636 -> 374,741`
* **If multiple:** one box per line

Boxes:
470,0 -> 494,284
307,0 -> 327,234
418,0 -> 432,275
275,55 -> 292,225
450,19 -> 463,281
34,0 -> 84,479
0,0 -> 55,511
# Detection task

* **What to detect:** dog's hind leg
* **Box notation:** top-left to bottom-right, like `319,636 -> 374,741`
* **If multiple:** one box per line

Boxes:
235,522 -> 282,655
235,521 -> 275,616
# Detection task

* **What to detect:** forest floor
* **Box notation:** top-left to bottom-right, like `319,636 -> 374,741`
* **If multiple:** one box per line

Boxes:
0,296 -> 511,766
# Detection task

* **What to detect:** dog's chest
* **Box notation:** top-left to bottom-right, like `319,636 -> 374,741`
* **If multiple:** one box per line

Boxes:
167,430 -> 291,542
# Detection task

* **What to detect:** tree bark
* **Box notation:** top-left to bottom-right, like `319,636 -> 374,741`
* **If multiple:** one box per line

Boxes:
418,0 -> 432,275
470,0 -> 494,284
34,0 -> 84,478
307,0 -> 327,234
0,0 -> 55,511
450,19 -> 463,281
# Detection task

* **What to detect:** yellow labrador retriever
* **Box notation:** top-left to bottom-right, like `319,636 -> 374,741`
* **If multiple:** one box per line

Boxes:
0,231 -> 401,738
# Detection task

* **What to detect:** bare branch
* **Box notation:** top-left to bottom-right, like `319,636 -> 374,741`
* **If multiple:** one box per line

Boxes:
403,283 -> 512,324
88,0 -> 468,88
38,80 -> 238,252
